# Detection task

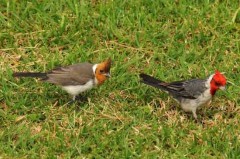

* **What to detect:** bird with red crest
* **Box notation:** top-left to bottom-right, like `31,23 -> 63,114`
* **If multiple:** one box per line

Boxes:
140,70 -> 227,120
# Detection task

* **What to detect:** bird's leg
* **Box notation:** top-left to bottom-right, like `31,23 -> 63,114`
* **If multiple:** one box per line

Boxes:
66,95 -> 76,105
72,95 -> 76,101
192,109 -> 198,121
75,94 -> 88,102
67,95 -> 88,105
192,109 -> 203,123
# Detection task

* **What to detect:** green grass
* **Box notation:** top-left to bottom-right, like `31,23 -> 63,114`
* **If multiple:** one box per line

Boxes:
0,0 -> 240,158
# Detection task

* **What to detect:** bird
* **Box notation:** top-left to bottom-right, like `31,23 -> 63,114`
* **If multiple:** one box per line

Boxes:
13,58 -> 112,101
139,70 -> 227,119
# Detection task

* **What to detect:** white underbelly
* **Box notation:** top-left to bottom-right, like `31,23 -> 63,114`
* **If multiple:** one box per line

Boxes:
62,80 -> 94,96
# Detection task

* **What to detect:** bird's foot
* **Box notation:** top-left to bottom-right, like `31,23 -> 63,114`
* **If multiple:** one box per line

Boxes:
194,117 -> 200,123
75,95 -> 87,102
193,116 -> 205,124
67,99 -> 76,105
67,95 -> 88,105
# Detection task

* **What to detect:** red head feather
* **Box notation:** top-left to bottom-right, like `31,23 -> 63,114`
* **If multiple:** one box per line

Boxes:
210,70 -> 227,95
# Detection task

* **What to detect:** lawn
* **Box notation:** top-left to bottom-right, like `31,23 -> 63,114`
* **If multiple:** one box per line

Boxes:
0,0 -> 240,158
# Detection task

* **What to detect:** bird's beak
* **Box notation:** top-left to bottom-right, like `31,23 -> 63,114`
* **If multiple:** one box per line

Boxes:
219,86 -> 226,90
104,73 -> 111,78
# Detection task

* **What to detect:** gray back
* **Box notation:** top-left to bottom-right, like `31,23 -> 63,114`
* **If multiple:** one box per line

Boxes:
45,63 -> 95,86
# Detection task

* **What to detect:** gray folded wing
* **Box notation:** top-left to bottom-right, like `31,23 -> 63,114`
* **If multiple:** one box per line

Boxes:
183,79 -> 208,98
44,63 -> 94,86
162,78 -> 207,100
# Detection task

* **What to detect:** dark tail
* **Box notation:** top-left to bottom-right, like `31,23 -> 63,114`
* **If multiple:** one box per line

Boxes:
13,72 -> 47,79
140,73 -> 197,99
139,73 -> 167,90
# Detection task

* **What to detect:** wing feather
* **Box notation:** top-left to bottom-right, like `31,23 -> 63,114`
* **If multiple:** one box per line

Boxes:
45,63 -> 94,86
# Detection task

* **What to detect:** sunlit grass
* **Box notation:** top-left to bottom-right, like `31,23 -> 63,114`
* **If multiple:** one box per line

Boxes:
0,0 -> 240,158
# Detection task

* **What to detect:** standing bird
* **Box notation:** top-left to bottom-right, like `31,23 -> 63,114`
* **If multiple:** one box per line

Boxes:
139,71 -> 227,119
13,58 -> 112,101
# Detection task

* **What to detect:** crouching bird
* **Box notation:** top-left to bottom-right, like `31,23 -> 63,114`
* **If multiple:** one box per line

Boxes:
13,58 -> 111,101
139,71 -> 227,119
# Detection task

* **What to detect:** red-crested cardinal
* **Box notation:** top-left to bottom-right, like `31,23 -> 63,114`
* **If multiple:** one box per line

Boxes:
13,58 -> 111,101
140,71 -> 227,119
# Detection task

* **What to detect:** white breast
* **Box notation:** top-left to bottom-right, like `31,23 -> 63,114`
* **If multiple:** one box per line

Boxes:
62,80 -> 94,96
180,88 -> 212,112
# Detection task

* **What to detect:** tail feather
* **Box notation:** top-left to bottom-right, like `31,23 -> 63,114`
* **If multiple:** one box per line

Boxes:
140,73 -> 197,99
13,72 -> 47,79
139,73 -> 167,90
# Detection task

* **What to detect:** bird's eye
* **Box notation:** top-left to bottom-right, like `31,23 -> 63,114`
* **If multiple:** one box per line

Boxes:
99,69 -> 104,73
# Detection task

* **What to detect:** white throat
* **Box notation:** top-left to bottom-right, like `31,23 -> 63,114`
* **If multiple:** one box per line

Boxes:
205,74 -> 214,88
92,64 -> 99,85
92,64 -> 98,73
